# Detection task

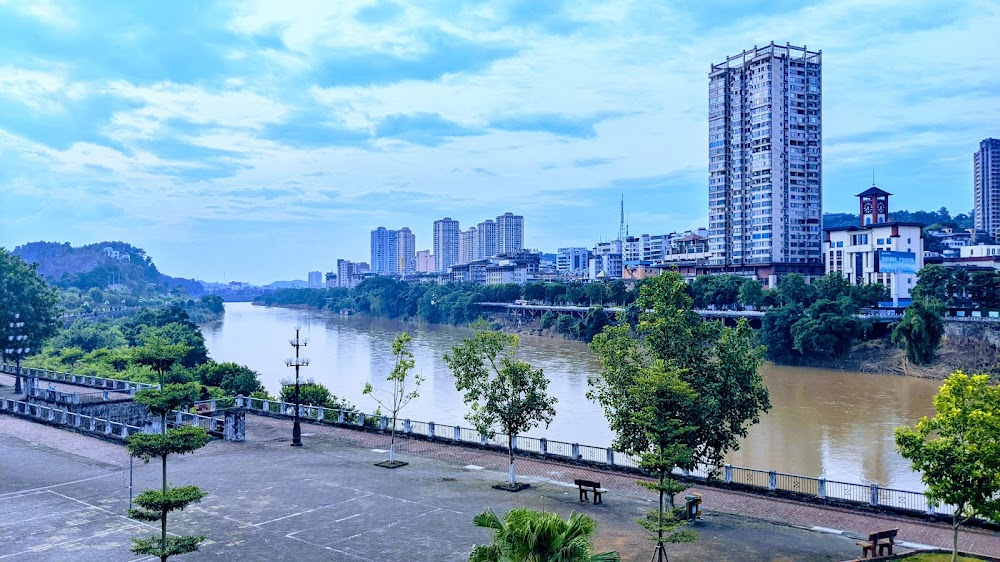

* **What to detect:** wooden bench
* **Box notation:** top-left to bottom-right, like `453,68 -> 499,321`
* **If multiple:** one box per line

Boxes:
195,402 -> 213,415
573,479 -> 608,505
857,529 -> 898,558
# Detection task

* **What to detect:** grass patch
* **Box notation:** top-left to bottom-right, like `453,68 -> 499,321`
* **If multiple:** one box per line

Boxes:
900,554 -> 984,562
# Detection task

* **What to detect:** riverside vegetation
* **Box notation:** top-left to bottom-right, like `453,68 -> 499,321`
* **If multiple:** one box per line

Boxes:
255,265 -> 1000,376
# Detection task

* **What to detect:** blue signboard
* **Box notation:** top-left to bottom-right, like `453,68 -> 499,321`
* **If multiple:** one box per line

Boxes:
877,251 -> 918,274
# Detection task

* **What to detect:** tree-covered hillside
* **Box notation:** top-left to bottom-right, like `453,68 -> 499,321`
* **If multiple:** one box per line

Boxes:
13,241 -> 202,296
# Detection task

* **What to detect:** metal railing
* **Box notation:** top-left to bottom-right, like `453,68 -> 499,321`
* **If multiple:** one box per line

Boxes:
235,394 -> 957,519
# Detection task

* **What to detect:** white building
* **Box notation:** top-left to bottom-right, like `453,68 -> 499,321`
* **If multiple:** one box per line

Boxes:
589,253 -> 623,281
370,227 -> 398,275
476,219 -> 497,259
708,42 -> 823,278
974,138 -> 1000,242
336,259 -> 358,288
308,271 -> 323,288
485,263 -> 528,285
556,247 -> 590,274
416,250 -> 434,273
396,227 -> 416,275
458,227 -> 478,265
433,217 -> 460,272
495,212 -> 524,255
960,245 -> 1000,258
823,188 -> 924,305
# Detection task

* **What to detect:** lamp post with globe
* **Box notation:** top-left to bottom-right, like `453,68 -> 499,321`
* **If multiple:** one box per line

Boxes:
284,326 -> 310,447
5,313 -> 30,395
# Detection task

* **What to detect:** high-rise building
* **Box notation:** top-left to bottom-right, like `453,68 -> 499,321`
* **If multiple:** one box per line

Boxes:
416,250 -> 434,273
307,271 -> 323,288
336,259 -> 356,288
974,138 -> 1000,242
370,226 -> 398,275
433,217 -> 460,272
476,219 -> 497,259
496,212 -> 524,255
556,247 -> 590,274
396,227 -> 416,275
459,227 -> 478,265
708,42 -> 823,283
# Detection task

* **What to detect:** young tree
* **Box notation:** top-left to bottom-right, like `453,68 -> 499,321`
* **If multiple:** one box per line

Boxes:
895,372 -> 1000,562
892,298 -> 945,365
590,272 -> 770,472
127,382 -> 210,561
0,248 -> 61,391
363,332 -> 423,467
469,507 -> 620,562
445,330 -> 557,490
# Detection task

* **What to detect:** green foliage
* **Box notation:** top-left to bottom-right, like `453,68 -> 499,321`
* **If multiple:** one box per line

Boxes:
555,314 -> 579,337
137,323 -> 208,368
198,294 -> 225,315
49,320 -> 127,352
895,372 -> 1000,561
278,381 -> 354,410
578,307 -> 610,343
968,271 -> 1000,309
133,383 -> 201,417
892,298 -> 946,365
469,508 -> 620,562
691,274 -> 743,309
131,535 -> 206,560
131,485 -> 207,515
196,362 -> 264,396
133,336 -> 191,382
445,330 -> 557,485
0,248 -> 61,361
737,279 -> 765,309
539,311 -> 557,330
589,272 -> 770,472
790,298 -> 863,360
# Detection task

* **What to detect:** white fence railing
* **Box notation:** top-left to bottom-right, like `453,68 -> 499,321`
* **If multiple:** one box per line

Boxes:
0,397 -> 143,440
235,395 -> 952,517
1,363 -> 157,394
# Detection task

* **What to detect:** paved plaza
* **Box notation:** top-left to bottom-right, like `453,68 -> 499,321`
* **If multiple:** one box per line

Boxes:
1,411 -> 998,561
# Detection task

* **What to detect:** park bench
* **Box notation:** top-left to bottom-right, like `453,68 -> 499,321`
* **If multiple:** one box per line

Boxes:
857,528 -> 898,558
195,402 -> 213,415
574,479 -> 607,505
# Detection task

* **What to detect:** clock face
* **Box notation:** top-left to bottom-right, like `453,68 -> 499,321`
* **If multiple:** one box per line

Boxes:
863,201 -> 872,213
877,200 -> 886,213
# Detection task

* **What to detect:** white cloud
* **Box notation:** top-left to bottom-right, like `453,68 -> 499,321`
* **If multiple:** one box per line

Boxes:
0,0 -> 75,28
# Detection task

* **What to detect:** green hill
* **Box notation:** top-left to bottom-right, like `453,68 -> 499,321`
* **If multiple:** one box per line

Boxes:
12,241 -> 202,296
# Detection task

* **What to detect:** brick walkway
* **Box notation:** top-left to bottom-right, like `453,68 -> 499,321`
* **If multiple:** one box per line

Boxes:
247,414 -> 1000,557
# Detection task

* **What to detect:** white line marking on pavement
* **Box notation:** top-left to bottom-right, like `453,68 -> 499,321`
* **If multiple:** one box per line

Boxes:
0,524 -> 142,559
284,531 -> 377,561
335,513 -> 362,523
370,449 -> 388,453
45,490 -> 160,531
253,493 -> 373,526
899,541 -> 937,550
0,506 -> 88,527
811,526 -> 844,535
0,472 -> 122,498
463,465 -> 483,470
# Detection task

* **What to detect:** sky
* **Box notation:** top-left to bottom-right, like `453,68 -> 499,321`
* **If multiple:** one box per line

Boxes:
0,0 -> 998,285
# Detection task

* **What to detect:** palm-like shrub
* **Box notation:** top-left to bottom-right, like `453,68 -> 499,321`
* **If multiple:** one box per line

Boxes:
469,507 -> 620,562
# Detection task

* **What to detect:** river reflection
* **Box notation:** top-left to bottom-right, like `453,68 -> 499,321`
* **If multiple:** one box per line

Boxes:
202,303 -> 941,490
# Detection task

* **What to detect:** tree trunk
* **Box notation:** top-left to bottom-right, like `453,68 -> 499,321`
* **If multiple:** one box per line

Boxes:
389,416 -> 396,464
658,471 -> 665,543
952,512 -> 959,562
508,435 -> 515,487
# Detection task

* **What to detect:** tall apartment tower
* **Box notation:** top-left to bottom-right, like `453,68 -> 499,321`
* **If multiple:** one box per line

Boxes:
708,42 -> 823,282
370,227 -> 398,275
458,227 -> 478,265
974,138 -> 1000,242
433,217 -> 460,272
495,212 -> 524,255
476,219 -> 497,259
396,227 -> 416,275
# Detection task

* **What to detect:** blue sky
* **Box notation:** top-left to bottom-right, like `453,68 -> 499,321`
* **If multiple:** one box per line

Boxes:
1,0 -> 997,284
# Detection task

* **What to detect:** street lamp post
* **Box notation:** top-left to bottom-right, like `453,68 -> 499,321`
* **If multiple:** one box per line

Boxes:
5,313 -> 29,395
285,326 -> 310,447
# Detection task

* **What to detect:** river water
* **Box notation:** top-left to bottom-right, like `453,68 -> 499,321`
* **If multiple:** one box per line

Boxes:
202,302 -> 941,490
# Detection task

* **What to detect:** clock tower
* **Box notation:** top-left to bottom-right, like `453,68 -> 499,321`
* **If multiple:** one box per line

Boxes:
857,185 -> 891,226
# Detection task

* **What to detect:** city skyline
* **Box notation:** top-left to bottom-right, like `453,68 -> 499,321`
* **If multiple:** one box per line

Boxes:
1,1 -> 998,284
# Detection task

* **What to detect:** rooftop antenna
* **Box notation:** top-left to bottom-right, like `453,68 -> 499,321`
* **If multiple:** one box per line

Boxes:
872,170 -> 876,187
618,194 -> 626,243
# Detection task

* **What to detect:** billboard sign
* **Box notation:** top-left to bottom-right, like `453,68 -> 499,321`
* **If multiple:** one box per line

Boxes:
877,251 -> 918,274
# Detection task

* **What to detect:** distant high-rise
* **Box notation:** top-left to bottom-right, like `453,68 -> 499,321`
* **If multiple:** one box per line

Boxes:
370,227 -> 398,275
708,42 -> 823,282
416,250 -> 434,273
336,259 -> 356,288
459,227 -> 478,265
433,217 -> 460,272
496,212 -> 524,255
974,138 -> 1000,241
307,271 -> 323,288
396,227 -> 416,275
476,219 -> 497,259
